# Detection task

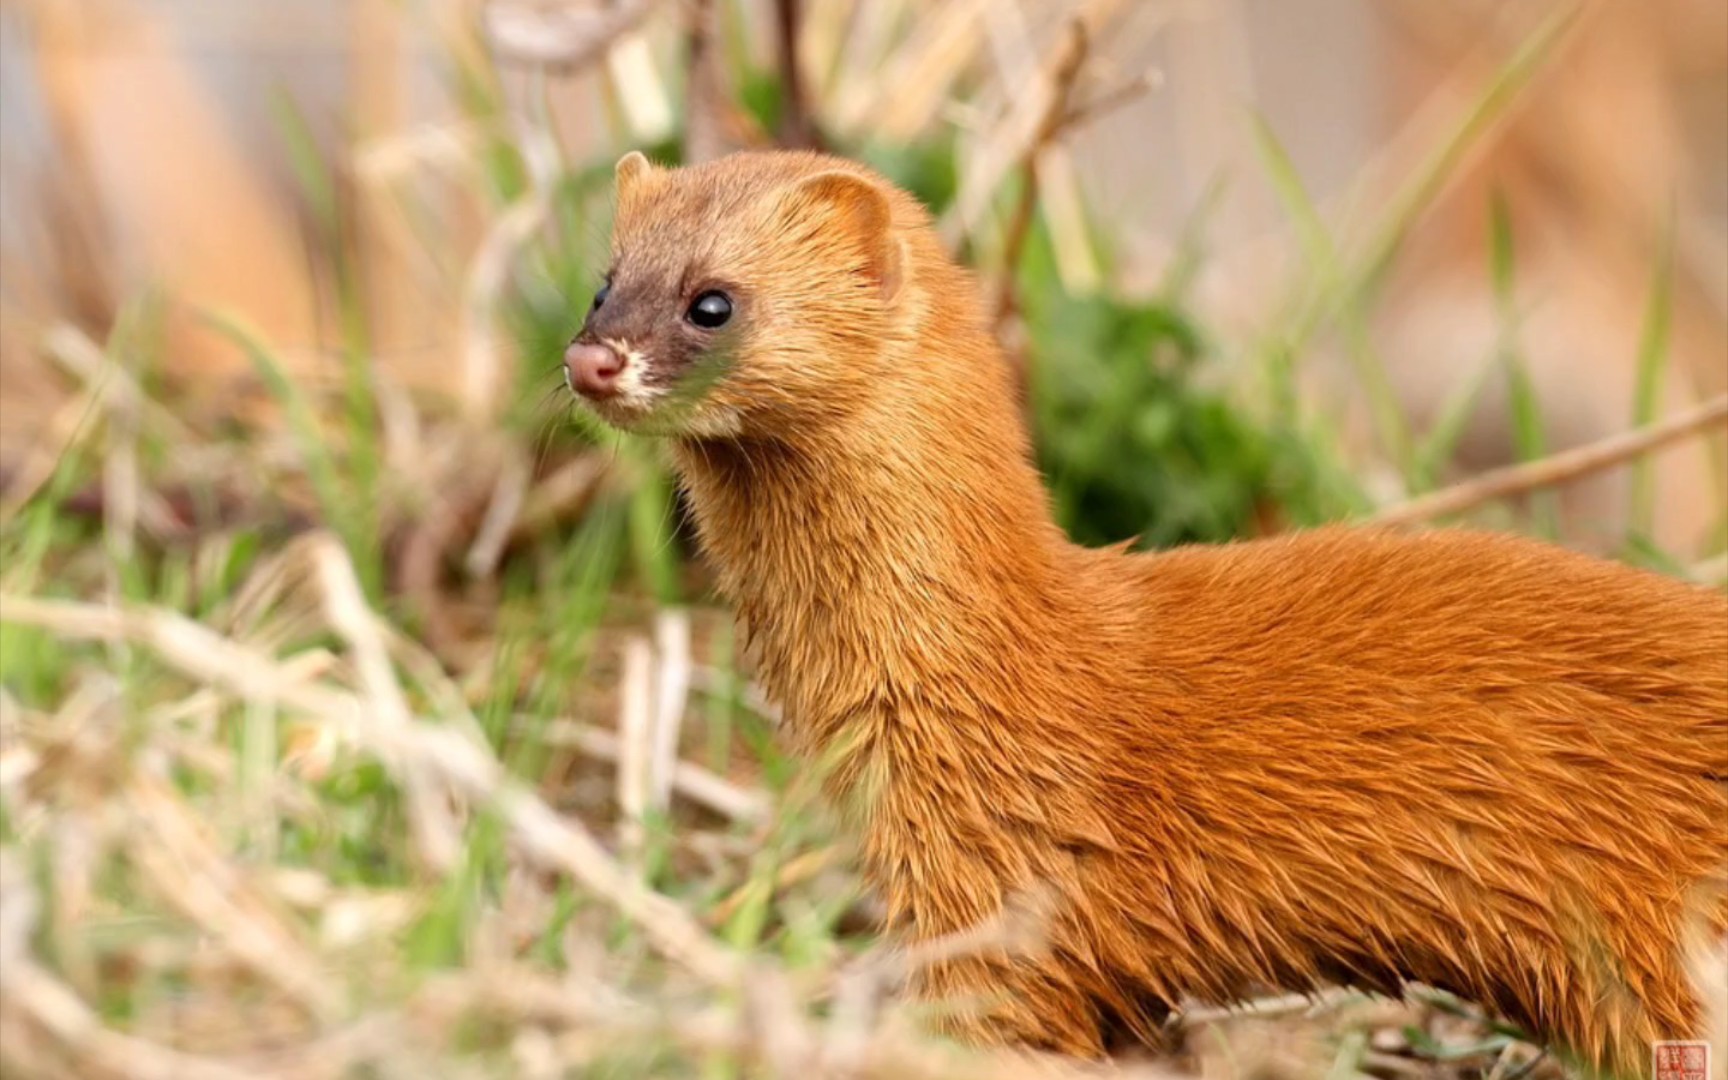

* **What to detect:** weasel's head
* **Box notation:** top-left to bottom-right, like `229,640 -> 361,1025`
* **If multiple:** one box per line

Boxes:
565,150 -> 911,441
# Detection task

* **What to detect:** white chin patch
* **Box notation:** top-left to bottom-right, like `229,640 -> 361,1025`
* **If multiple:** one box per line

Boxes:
599,336 -> 742,439
604,338 -> 665,410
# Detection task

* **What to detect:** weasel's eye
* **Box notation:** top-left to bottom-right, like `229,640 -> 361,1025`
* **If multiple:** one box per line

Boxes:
591,281 -> 611,311
687,290 -> 732,329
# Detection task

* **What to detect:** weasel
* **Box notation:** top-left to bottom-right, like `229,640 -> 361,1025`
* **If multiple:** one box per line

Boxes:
565,149 -> 1728,1077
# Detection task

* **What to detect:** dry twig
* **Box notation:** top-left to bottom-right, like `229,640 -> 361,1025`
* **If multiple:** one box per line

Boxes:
774,0 -> 818,149
536,718 -> 768,824
683,0 -> 734,164
991,18 -> 1091,337
1371,396 -> 1728,527
617,634 -> 655,867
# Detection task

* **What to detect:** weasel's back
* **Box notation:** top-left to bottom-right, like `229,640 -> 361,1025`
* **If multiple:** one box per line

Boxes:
1129,527 -> 1726,759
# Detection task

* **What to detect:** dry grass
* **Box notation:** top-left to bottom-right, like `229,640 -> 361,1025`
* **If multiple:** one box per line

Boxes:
0,530 -> 1566,1078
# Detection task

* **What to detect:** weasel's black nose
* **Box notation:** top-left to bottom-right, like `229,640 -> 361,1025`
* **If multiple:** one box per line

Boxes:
566,342 -> 626,398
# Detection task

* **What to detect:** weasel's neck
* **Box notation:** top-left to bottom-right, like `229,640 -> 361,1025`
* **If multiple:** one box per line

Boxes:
669,342 -> 1117,936
671,389 -> 1072,757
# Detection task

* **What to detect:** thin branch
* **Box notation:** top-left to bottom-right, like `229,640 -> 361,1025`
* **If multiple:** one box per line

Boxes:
774,0 -> 818,149
1055,67 -> 1163,134
948,0 -> 1129,245
682,0 -> 725,163
991,18 -> 1090,336
1370,395 -> 1728,527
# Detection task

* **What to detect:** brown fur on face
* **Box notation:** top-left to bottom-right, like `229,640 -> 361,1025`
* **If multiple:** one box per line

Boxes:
587,150 -> 1728,1078
571,150 -> 919,438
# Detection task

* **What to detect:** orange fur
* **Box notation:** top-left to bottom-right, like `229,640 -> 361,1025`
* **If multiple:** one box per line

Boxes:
582,150 -> 1728,1078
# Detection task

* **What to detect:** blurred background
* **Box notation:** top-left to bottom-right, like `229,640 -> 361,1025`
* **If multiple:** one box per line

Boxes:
1,2 -> 1724,1078
4,0 -> 1726,559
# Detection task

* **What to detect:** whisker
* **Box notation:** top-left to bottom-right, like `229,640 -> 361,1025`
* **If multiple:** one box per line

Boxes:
530,376 -> 573,475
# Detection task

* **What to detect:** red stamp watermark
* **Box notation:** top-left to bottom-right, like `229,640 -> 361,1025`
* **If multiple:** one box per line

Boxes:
1654,1041 -> 1711,1080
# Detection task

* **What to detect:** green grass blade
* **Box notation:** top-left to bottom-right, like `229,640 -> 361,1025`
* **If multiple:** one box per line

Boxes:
1250,114 -> 1410,472
1249,114 -> 1339,281
205,311 -> 380,597
1628,206 -> 1675,542
1413,350 -> 1497,492
1358,5 -> 1582,293
705,619 -> 736,775
270,91 -> 380,548
1487,191 -> 1558,537
269,89 -> 340,240
1488,190 -> 1516,301
626,448 -> 683,604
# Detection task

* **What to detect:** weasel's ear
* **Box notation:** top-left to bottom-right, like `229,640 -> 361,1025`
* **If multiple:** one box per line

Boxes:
614,151 -> 655,209
783,171 -> 903,302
